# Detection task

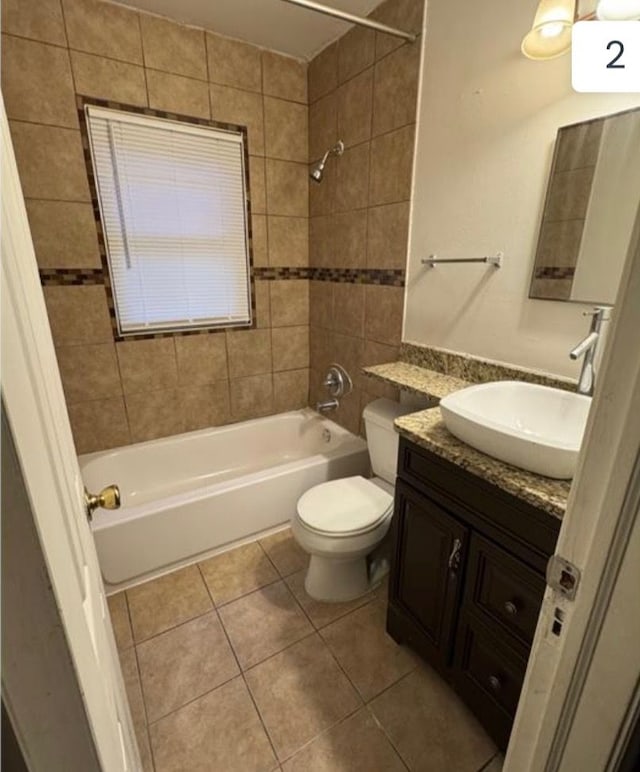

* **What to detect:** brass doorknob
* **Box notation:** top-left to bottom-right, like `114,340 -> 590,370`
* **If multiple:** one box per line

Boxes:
84,484 -> 121,520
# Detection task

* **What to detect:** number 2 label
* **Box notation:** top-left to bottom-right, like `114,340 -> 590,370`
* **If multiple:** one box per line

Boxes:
573,22 -> 640,93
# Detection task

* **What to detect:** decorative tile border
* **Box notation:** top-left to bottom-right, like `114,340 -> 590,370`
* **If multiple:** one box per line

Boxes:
39,268 -> 105,286
253,267 -> 405,286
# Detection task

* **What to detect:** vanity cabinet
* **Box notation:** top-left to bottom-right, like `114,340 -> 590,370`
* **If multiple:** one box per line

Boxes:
387,437 -> 561,750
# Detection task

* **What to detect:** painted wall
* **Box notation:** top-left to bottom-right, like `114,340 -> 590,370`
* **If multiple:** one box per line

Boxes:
404,0 -> 640,378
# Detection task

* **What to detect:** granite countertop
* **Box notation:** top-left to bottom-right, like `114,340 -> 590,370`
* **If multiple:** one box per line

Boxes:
395,408 -> 571,519
362,362 -> 469,400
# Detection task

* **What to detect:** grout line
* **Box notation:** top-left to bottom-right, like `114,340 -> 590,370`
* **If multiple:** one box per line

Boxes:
366,702 -> 412,771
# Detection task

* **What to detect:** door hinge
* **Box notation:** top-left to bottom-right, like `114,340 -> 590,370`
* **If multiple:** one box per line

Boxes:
546,555 -> 581,600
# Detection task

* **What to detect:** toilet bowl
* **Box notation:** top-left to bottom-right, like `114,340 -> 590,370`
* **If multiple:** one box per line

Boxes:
293,398 -> 413,602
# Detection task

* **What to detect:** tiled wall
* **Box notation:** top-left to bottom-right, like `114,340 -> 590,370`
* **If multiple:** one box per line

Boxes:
307,0 -> 424,434
2,0 -> 310,453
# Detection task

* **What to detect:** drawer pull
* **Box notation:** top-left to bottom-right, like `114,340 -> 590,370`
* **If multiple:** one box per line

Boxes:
504,600 -> 519,616
488,675 -> 502,692
448,538 -> 463,577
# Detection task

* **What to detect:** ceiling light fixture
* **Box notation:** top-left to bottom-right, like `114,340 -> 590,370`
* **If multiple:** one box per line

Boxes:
596,0 -> 640,19
522,0 -> 577,60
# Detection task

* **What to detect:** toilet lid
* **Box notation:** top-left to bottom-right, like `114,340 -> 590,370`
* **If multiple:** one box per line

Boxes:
297,476 -> 393,536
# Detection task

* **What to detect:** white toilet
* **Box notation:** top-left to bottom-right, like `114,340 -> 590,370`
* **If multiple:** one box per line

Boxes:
292,398 -> 413,602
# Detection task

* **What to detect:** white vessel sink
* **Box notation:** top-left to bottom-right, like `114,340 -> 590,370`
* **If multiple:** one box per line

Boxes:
439,381 -> 591,479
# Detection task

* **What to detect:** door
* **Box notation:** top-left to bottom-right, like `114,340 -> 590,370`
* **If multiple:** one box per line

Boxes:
388,479 -> 468,671
1,99 -> 140,771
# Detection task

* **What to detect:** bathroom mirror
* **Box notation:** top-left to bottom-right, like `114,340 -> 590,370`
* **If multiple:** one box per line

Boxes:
529,106 -> 640,304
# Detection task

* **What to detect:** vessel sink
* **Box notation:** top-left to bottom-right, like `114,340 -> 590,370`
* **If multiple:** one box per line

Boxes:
439,381 -> 591,479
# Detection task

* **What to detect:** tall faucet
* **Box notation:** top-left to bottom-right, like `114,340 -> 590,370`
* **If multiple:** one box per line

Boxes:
569,306 -> 611,396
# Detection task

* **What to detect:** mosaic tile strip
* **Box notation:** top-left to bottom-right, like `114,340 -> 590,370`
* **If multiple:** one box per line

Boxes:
534,266 -> 576,280
39,269 -> 105,286
253,267 -> 405,286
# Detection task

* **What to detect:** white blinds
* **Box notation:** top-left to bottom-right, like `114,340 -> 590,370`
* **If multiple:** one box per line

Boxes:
85,106 -> 251,334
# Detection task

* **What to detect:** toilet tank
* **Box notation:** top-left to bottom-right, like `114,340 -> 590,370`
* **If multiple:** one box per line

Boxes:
363,398 -> 415,484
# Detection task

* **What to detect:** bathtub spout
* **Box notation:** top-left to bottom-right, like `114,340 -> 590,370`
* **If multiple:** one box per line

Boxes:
316,399 -> 339,414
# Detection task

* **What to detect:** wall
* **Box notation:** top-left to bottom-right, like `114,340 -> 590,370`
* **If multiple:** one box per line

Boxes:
307,0 -> 424,434
2,0 -> 310,453
404,0 -> 640,378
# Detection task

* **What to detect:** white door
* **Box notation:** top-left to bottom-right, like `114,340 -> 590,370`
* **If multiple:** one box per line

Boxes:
1,99 -> 140,771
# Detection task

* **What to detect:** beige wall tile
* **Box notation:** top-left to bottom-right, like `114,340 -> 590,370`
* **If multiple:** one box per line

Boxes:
10,122 -> 90,201
369,125 -> 415,206
249,155 -> 266,214
272,326 -> 309,371
309,281 -> 333,329
372,43 -> 420,136
332,388 -> 362,434
140,13 -> 207,80
116,338 -> 178,394
254,280 -> 271,329
309,216 -> 334,267
264,96 -> 308,163
206,32 -> 261,93
309,160 -> 336,217
229,373 -> 274,420
2,0 -> 67,46
70,51 -> 147,106
2,36 -> 77,128
308,41 -> 337,104
251,214 -> 268,267
274,369 -> 309,412
265,160 -> 309,217
57,342 -> 121,403
332,283 -> 365,338
147,69 -> 209,119
226,328 -> 272,378
337,68 -> 373,149
62,0 -> 143,63
268,217 -> 308,267
175,333 -> 228,386
335,142 -> 370,212
333,210 -> 367,269
262,51 -> 307,104
337,26 -> 375,84
26,200 -> 101,268
364,285 -> 404,345
125,388 -> 184,442
270,280 -> 309,327
366,202 -> 410,269
68,396 -> 130,453
333,333 -> 364,381
310,326 -> 335,373
309,92 -> 337,163
210,83 -> 264,156
372,0 -> 424,60
44,285 -> 112,346
180,382 -> 230,431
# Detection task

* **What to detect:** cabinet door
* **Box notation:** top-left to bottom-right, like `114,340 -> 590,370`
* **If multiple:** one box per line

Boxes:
388,480 -> 468,671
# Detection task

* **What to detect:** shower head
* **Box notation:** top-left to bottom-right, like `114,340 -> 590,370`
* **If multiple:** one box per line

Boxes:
310,140 -> 344,183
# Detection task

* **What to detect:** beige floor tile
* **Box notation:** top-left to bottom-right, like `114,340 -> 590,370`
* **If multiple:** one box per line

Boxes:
119,648 -> 154,772
481,754 -> 504,771
284,570 -> 373,629
281,707 -> 406,771
107,592 -> 133,651
218,581 -> 313,669
369,667 -> 497,772
127,565 -> 213,643
320,600 -> 416,701
137,611 -> 239,722
199,542 -> 279,606
150,676 -> 277,772
259,528 -> 308,577
245,634 -> 361,761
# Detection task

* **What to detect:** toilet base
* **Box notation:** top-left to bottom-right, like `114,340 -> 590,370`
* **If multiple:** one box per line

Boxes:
304,553 -> 386,603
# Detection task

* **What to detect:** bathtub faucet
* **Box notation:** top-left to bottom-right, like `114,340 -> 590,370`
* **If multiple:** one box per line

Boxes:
316,399 -> 339,414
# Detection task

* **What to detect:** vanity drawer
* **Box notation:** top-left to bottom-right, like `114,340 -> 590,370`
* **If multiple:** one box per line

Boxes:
465,534 -> 546,648
452,612 -> 528,749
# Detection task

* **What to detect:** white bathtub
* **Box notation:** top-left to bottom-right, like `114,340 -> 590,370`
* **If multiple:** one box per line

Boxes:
81,409 -> 369,585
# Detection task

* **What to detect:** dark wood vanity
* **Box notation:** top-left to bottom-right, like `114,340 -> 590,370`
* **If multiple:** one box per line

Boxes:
387,436 -> 561,750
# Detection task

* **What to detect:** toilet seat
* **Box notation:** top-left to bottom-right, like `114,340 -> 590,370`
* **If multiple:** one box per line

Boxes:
297,476 -> 393,537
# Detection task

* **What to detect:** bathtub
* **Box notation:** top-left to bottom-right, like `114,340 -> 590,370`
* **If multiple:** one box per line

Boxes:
81,409 -> 369,586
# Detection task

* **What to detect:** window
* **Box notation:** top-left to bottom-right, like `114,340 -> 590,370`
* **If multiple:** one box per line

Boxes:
85,106 -> 251,335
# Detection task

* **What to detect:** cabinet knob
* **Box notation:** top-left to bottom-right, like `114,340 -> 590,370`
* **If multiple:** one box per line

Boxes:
504,600 -> 518,616
488,675 -> 501,692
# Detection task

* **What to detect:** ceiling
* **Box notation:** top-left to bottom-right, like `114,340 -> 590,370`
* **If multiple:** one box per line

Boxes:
116,0 -> 384,61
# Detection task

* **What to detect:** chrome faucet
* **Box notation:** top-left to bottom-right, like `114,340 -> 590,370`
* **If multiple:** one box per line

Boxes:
316,398 -> 339,413
569,306 -> 611,396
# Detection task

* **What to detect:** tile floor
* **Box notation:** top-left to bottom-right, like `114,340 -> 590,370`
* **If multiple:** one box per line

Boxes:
108,528 -> 503,772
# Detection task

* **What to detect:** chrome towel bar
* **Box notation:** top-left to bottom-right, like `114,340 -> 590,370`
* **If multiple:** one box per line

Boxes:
421,253 -> 503,268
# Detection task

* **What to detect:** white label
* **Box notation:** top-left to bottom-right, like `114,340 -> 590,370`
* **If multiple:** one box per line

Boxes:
572,21 -> 640,93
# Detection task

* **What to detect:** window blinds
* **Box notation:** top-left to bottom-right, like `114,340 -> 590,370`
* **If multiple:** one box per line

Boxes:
85,106 -> 251,334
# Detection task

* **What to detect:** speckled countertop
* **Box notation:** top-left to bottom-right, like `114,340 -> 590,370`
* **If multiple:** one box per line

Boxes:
362,362 -> 469,400
395,408 -> 570,519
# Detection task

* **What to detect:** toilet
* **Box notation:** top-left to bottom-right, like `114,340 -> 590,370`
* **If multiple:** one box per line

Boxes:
292,398 -> 413,602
